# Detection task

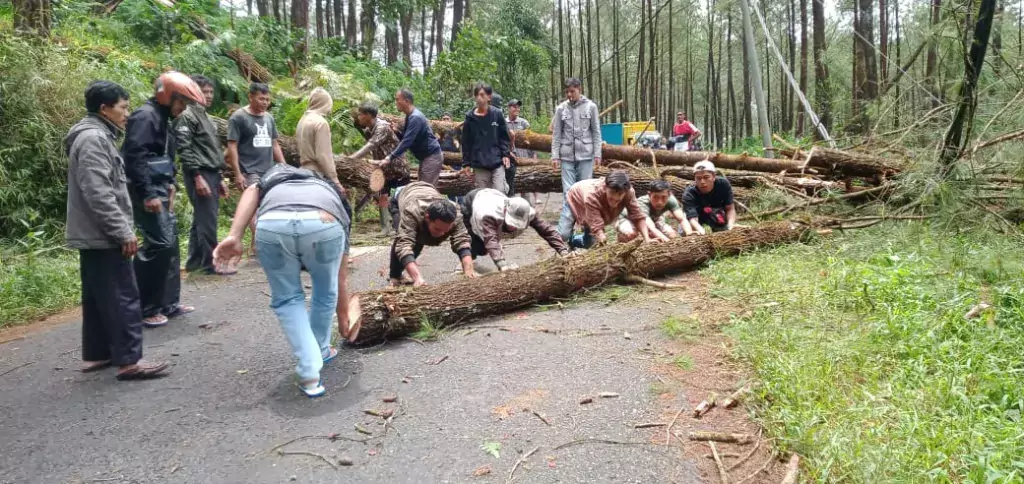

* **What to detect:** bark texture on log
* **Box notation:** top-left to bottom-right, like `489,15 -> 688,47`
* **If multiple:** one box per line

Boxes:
441,151 -> 545,167
346,222 -> 808,344
380,114 -> 900,177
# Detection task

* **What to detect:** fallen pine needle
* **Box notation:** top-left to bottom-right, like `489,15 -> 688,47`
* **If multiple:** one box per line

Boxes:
506,446 -> 539,483
634,422 -> 668,429
0,361 -> 33,378
552,438 -> 656,451
529,409 -> 551,426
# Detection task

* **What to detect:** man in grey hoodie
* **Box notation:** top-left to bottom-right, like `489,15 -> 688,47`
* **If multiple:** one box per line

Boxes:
65,80 -> 169,381
550,77 -> 602,195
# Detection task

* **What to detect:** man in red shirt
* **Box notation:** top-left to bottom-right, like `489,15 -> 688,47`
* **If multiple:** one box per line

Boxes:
671,112 -> 701,151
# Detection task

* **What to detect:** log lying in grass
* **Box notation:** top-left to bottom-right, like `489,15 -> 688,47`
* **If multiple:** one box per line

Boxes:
345,222 -> 810,345
380,114 -> 901,178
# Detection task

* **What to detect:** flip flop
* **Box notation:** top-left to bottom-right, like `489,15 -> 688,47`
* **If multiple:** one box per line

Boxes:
80,360 -> 111,373
142,314 -> 169,328
165,305 -> 195,319
322,347 -> 339,364
115,362 -> 169,381
297,379 -> 326,398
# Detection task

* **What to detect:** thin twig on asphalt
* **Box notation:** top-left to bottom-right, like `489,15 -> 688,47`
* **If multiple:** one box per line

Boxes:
506,446 -> 539,484
552,438 -> 656,451
0,361 -> 33,378
664,405 -> 687,444
277,449 -> 338,469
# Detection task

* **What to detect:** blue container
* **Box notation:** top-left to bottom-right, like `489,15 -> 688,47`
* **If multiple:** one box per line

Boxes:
601,123 -> 624,146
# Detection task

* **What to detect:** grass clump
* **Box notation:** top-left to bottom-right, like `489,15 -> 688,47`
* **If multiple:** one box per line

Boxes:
704,221 -> 1024,482
0,237 -> 80,328
671,354 -> 693,371
661,315 -> 701,341
410,316 -> 445,342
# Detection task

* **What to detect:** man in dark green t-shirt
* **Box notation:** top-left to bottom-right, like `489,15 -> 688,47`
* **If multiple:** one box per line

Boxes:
616,179 -> 691,242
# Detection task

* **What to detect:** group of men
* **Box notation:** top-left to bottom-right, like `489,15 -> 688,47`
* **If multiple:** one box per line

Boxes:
64,69 -> 739,386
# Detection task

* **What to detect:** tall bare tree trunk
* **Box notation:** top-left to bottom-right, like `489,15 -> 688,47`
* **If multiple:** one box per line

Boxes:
596,0 -> 604,107
293,0 -> 310,56
812,0 -> 832,133
991,0 -> 1003,72
636,0 -> 646,120
400,9 -> 413,72
420,7 -> 428,68
940,0 -> 998,171
361,0 -> 376,57
648,0 -> 657,119
346,0 -> 358,46
742,11 -> 752,137
568,7 -> 575,76
925,0 -> 942,108
852,0 -> 879,133
316,0 -> 324,40
797,0 -> 808,135
451,0 -> 464,45
333,0 -> 344,38
613,0 -> 622,119
257,0 -> 270,17
433,0 -> 445,62
879,0 -> 888,88
728,7 -> 738,147
12,0 -> 51,37
385,18 -> 399,64
559,0 -> 566,81
586,0 -> 595,95
893,0 -> 901,127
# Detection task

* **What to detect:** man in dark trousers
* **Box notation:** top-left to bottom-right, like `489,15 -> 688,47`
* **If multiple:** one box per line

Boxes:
122,72 -> 204,328
462,83 -> 513,194
461,188 -> 567,272
389,182 -> 477,286
174,75 -> 230,275
66,80 -> 168,380
384,88 -> 443,185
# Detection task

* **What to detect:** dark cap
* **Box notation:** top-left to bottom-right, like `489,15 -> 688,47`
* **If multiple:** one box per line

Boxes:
508,98 -> 522,107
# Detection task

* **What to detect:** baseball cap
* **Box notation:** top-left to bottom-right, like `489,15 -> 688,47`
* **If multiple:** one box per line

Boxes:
508,99 -> 522,107
504,197 -> 534,231
693,160 -> 716,173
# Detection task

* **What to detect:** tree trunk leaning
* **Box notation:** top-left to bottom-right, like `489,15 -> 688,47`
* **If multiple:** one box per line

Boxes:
345,222 -> 810,345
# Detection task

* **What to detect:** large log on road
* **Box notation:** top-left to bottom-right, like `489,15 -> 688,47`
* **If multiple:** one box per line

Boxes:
778,147 -> 901,179
380,114 -> 899,178
345,222 -> 809,345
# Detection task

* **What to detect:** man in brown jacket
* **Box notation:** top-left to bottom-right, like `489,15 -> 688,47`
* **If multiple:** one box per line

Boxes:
558,171 -> 653,249
389,182 -> 477,286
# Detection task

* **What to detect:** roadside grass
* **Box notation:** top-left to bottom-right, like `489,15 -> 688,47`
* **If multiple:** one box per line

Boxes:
703,222 -> 1024,482
0,242 -> 79,329
410,316 -> 446,342
661,315 -> 701,341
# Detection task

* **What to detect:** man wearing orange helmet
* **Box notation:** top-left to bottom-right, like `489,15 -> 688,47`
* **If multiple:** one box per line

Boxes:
122,71 -> 204,328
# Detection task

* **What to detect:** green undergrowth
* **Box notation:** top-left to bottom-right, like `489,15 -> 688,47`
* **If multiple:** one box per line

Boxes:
703,221 -> 1024,482
0,234 -> 80,328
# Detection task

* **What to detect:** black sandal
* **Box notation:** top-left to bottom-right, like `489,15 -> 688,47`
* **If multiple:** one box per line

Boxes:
116,362 -> 170,381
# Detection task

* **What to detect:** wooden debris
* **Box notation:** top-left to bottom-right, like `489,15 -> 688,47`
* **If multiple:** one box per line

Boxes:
507,446 -> 539,483
579,397 -> 594,405
687,431 -> 754,445
529,409 -> 551,426
780,454 -> 801,484
634,422 -> 668,429
693,393 -> 718,418
722,386 -> 750,409
473,465 -> 492,476
964,302 -> 992,320
429,355 -> 450,365
382,395 -> 399,403
598,392 -> 620,398
710,442 -> 731,483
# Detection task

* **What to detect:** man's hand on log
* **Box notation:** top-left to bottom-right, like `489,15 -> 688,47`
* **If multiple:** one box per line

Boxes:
552,158 -> 560,170
413,276 -> 427,287
235,173 -> 248,190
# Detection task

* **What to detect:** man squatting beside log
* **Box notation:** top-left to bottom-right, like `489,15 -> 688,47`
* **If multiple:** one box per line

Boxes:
389,182 -> 478,286
617,179 -> 693,242
683,161 -> 738,234
559,171 -> 653,249
461,188 -> 569,271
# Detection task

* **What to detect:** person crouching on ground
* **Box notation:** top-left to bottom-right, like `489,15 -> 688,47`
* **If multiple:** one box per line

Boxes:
389,182 -> 477,286
558,171 -> 653,249
67,80 -> 169,380
213,164 -> 351,398
617,179 -> 694,242
682,160 -> 738,234
461,189 -> 568,271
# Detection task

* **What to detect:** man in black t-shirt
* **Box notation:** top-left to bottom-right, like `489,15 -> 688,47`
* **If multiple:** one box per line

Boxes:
682,160 -> 737,234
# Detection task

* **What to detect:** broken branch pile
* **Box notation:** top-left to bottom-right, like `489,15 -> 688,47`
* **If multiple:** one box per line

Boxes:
345,222 -> 810,345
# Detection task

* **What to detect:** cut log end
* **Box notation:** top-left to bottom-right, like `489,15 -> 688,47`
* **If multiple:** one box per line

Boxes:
346,294 -> 363,343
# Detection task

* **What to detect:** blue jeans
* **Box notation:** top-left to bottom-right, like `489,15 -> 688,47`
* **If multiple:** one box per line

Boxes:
557,207 -> 595,249
256,213 -> 347,383
560,159 -> 595,194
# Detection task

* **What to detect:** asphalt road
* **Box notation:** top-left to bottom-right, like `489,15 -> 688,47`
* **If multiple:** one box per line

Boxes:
0,224 -> 703,484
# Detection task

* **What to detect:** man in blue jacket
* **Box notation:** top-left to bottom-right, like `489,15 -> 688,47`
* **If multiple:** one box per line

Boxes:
462,83 -> 513,194
384,88 -> 443,185
122,72 -> 204,328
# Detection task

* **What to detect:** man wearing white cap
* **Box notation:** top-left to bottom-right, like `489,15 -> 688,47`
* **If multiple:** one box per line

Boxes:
461,188 -> 568,271
683,160 -> 736,234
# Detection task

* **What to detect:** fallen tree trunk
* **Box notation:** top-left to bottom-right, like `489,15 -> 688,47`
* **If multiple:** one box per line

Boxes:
345,222 -> 809,344
441,151 -> 545,167
187,17 -> 272,84
380,114 -> 900,178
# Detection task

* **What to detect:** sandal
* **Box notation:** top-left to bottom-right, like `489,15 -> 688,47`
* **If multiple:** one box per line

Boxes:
323,347 -> 339,364
142,314 -> 169,328
116,361 -> 169,381
165,305 -> 195,319
80,360 -> 111,373
297,379 -> 325,398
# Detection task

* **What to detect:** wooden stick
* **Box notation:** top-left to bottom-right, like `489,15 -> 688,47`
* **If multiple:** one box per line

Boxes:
634,422 -> 668,429
710,442 -> 731,484
665,405 -> 688,445
722,386 -> 749,409
727,433 -> 763,471
506,446 -> 539,483
599,99 -> 625,117
693,393 -> 718,418
277,449 -> 339,469
688,431 -> 754,445
780,454 -> 801,484
735,450 -> 778,484
624,275 -> 687,289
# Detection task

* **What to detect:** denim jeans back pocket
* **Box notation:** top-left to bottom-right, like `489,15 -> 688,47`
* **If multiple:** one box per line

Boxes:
313,226 -> 345,265
255,238 -> 288,271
